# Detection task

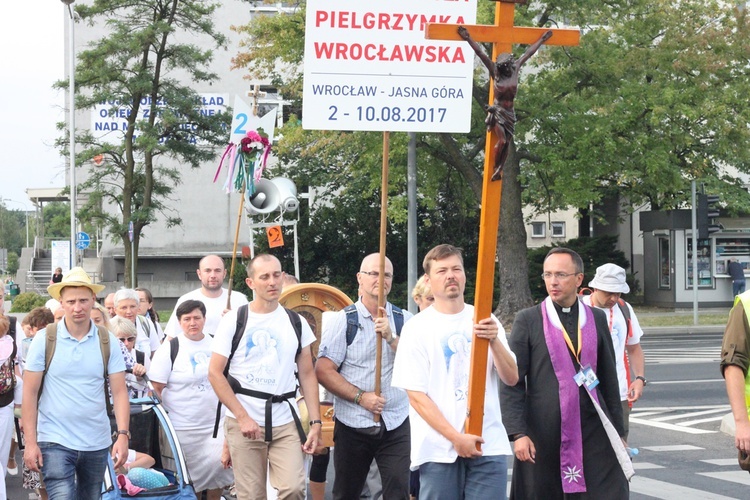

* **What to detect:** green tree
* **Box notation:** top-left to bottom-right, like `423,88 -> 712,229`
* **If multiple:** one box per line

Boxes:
519,0 -> 750,216
62,0 -> 230,287
42,202 -> 71,239
0,205 -> 24,255
7,252 -> 19,276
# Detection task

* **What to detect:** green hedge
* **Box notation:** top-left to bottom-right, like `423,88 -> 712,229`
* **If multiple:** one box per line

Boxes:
10,292 -> 49,313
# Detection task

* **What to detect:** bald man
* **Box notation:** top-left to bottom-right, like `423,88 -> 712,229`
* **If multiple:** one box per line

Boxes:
316,253 -> 413,499
163,255 -> 248,338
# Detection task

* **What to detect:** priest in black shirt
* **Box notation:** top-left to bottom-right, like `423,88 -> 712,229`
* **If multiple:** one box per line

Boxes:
500,247 -> 629,499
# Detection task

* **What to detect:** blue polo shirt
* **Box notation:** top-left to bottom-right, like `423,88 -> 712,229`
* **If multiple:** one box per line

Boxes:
26,319 -> 126,451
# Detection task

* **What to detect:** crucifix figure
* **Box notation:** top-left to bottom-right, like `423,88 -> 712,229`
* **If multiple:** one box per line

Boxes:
458,26 -> 552,181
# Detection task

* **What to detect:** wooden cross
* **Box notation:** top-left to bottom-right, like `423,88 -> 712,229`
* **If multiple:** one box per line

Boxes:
426,1 -> 579,439
247,84 -> 267,117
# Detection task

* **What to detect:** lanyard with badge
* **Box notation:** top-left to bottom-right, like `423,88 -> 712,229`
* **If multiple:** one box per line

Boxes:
561,322 -> 599,390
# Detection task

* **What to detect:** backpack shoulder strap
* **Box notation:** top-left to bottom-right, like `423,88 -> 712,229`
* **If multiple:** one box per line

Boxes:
96,325 -> 113,416
391,304 -> 404,335
284,307 -> 303,359
38,324 -> 59,402
8,317 -> 16,341
617,299 -> 634,338
44,324 -> 57,375
344,304 -> 359,346
214,304 -> 249,439
169,336 -> 180,369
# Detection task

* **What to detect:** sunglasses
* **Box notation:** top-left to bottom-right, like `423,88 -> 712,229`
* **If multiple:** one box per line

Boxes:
118,336 -> 136,343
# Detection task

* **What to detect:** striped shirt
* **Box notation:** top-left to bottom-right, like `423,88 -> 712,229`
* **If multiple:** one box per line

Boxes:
318,300 -> 412,430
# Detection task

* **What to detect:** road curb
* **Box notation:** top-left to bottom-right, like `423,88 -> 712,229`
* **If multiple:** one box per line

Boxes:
641,325 -> 724,335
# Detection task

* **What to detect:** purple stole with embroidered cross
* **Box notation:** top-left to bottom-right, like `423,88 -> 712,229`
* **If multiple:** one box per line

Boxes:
542,297 -> 600,493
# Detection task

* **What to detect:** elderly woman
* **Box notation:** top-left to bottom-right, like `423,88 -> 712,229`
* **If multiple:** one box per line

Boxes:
110,316 -> 149,398
113,289 -> 161,356
148,300 -> 233,499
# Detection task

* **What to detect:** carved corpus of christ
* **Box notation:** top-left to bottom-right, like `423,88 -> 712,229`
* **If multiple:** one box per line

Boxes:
458,26 -> 552,180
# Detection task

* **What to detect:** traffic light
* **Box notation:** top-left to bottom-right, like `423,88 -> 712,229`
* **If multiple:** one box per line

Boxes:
697,193 -> 721,239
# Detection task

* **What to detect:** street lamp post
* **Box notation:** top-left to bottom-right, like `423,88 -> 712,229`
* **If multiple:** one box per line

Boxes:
62,0 -> 77,269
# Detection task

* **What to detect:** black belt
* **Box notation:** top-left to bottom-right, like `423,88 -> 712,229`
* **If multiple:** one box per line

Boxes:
227,375 -> 306,443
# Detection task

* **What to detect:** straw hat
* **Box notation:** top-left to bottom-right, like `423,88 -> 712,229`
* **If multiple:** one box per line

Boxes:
588,263 -> 630,294
47,267 -> 106,300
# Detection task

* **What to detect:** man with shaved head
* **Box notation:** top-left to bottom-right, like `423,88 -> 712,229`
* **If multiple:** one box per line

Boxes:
163,254 -> 248,338
316,252 -> 413,499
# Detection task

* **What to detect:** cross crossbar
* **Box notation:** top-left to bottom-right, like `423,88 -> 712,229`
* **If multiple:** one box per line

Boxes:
426,24 -> 580,46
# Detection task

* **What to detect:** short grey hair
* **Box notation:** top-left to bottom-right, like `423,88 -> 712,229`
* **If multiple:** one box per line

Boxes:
109,315 -> 137,337
113,288 -> 140,308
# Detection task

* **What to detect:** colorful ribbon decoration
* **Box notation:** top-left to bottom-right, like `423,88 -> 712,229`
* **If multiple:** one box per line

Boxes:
213,130 -> 272,201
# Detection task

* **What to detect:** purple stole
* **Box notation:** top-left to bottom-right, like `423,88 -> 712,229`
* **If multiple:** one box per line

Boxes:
542,297 -> 600,493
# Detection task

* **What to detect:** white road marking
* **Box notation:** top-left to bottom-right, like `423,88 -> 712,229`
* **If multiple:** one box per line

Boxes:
630,476 -> 737,499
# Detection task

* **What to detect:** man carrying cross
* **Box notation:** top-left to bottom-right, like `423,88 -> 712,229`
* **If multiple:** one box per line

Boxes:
392,244 -> 518,499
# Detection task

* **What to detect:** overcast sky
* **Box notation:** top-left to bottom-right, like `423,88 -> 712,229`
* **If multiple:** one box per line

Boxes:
1,4 -> 66,211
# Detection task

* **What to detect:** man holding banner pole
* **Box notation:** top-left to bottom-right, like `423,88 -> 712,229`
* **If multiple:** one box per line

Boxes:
316,253 -> 412,499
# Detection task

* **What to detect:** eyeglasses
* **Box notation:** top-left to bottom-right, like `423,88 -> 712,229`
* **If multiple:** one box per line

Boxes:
359,271 -> 393,279
118,336 -> 136,343
541,272 -> 580,280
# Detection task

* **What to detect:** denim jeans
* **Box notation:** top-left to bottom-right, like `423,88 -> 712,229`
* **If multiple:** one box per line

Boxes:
419,454 -> 508,500
39,442 -> 109,500
734,279 -> 746,297
332,418 -> 411,500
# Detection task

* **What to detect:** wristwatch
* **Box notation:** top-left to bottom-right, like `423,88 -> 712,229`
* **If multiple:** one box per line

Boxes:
635,375 -> 647,386
112,429 -> 131,441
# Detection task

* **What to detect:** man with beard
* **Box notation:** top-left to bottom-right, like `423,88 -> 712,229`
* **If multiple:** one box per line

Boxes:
392,244 -> 518,499
500,248 -> 629,499
164,254 -> 248,338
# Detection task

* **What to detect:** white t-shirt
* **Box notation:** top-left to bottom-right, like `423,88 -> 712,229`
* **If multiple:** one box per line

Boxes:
581,295 -> 644,400
163,288 -> 249,338
392,304 -> 515,468
148,335 -> 216,430
211,305 -> 315,427
135,316 -> 162,354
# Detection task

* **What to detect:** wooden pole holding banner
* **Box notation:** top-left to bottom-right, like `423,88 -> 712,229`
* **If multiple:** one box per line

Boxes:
226,188 -> 246,310
374,131 -> 390,423
426,0 -> 579,441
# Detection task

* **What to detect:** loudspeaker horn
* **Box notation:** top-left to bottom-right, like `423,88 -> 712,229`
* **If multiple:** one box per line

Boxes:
270,177 -> 299,213
246,178 -> 282,215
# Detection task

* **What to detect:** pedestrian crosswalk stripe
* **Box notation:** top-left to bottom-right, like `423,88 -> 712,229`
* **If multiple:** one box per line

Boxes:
701,459 -> 738,466
632,462 -> 665,470
629,417 -> 716,434
639,445 -> 705,452
630,476 -> 737,499
697,471 -> 750,486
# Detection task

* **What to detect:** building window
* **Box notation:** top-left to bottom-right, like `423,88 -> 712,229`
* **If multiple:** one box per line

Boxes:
531,222 -> 545,238
551,222 -> 566,238
658,237 -> 671,289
